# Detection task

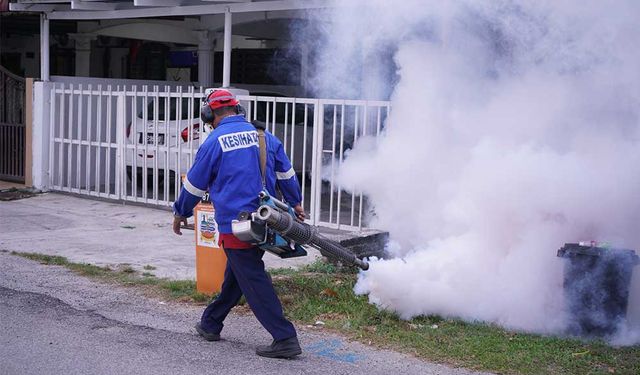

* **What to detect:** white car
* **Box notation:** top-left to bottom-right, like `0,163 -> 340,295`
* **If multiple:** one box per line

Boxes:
125,97 -> 208,190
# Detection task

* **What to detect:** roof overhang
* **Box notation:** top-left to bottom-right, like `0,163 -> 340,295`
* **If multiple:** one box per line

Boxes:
9,0 -> 332,20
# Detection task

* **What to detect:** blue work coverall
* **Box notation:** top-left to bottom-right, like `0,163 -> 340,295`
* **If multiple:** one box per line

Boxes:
173,114 -> 302,341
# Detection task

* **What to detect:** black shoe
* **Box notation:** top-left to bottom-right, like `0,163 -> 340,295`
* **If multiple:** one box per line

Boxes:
195,323 -> 221,341
256,336 -> 302,359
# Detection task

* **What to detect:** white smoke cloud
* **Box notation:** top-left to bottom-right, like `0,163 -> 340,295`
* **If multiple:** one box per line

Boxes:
309,0 -> 640,342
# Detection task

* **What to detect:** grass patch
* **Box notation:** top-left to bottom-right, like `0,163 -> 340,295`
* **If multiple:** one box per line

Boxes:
11,251 -> 210,304
269,264 -> 640,375
12,252 -> 639,374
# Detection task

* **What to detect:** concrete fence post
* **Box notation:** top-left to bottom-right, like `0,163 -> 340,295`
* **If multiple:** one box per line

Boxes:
115,87 -> 126,200
24,78 -> 34,187
31,81 -> 52,190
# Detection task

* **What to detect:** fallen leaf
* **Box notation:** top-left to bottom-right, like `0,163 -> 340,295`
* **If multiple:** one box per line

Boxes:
320,288 -> 338,298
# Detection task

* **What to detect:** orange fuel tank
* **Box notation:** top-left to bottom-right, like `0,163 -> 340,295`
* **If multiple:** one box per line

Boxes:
194,201 -> 227,294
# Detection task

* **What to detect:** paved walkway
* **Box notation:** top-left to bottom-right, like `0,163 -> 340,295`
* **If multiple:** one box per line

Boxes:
0,193 -> 320,280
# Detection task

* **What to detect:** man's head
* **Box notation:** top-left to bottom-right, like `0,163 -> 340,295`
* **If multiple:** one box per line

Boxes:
200,89 -> 240,128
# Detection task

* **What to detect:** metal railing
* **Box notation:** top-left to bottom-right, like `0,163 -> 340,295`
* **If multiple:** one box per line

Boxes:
47,82 -> 390,231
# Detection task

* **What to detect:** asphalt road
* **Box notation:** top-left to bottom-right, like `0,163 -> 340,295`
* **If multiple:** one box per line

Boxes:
0,251 -> 487,375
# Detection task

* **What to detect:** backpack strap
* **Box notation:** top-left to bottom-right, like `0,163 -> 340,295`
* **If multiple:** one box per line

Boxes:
257,128 -> 267,186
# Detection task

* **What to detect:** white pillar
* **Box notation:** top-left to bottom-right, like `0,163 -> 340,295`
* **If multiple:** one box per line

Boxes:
32,81 -> 52,189
70,33 -> 97,77
40,13 -> 50,81
222,7 -> 232,88
197,30 -> 216,87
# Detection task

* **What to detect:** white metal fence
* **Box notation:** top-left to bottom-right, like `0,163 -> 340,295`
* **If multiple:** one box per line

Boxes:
47,82 -> 390,231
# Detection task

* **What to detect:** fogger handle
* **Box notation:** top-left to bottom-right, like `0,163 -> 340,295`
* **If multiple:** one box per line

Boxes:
258,191 -> 290,211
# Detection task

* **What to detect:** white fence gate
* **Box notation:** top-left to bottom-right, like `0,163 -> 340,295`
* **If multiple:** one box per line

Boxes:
46,81 -> 390,231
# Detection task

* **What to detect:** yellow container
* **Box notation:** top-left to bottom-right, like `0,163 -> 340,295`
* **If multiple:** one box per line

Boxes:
194,201 -> 227,294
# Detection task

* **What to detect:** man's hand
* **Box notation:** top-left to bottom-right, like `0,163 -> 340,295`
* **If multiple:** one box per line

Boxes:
293,204 -> 306,222
173,215 -> 188,235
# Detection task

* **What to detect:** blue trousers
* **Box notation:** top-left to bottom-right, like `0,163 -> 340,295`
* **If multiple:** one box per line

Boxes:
200,246 -> 297,341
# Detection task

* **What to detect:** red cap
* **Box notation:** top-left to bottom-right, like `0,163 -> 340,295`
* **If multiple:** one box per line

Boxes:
205,89 -> 239,110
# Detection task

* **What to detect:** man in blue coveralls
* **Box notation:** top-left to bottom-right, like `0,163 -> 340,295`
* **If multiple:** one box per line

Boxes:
172,89 -> 305,359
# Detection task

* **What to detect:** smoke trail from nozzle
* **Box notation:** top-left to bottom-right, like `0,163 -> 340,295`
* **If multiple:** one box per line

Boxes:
307,0 -> 640,342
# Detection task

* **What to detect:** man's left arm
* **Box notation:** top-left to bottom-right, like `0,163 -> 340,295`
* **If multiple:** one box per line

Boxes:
274,142 -> 305,221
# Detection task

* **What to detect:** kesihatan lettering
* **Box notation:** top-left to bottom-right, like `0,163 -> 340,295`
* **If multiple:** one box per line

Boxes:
218,131 -> 259,152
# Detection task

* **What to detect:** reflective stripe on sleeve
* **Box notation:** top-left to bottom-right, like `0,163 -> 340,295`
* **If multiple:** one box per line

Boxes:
276,168 -> 296,180
183,177 -> 206,197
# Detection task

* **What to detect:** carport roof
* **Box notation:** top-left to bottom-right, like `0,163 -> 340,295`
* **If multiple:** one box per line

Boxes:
9,0 -> 330,20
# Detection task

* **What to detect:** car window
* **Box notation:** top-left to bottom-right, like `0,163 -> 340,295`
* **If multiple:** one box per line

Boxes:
138,98 -> 199,121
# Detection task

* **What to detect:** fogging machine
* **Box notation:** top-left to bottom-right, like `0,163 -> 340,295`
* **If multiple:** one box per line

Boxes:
231,191 -> 369,270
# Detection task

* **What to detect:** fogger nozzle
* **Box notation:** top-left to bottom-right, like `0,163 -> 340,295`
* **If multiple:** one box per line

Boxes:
257,205 -> 369,270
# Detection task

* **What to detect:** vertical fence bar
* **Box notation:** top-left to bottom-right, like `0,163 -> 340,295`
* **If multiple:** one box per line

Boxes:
65,84 -> 74,191
174,86 -> 182,201
175,86 -> 183,198
271,97 -> 277,134
163,85 -> 170,203
301,103 -> 309,212
187,87 -> 194,188
350,106 -> 359,227
48,83 -> 56,188
85,84 -> 93,193
141,86 -> 148,202
265,97 -> 271,132
336,102 -> 346,228
283,101 -> 289,154
328,104 -> 337,224
252,96 -> 258,123
95,85 -> 102,195
152,86 -> 159,203
105,85 -> 113,196
290,99 -> 296,163
76,84 -> 83,191
116,87 -> 125,200
358,102 -> 368,231
132,86 -> 139,200
310,100 -> 323,225
188,86 -> 195,186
